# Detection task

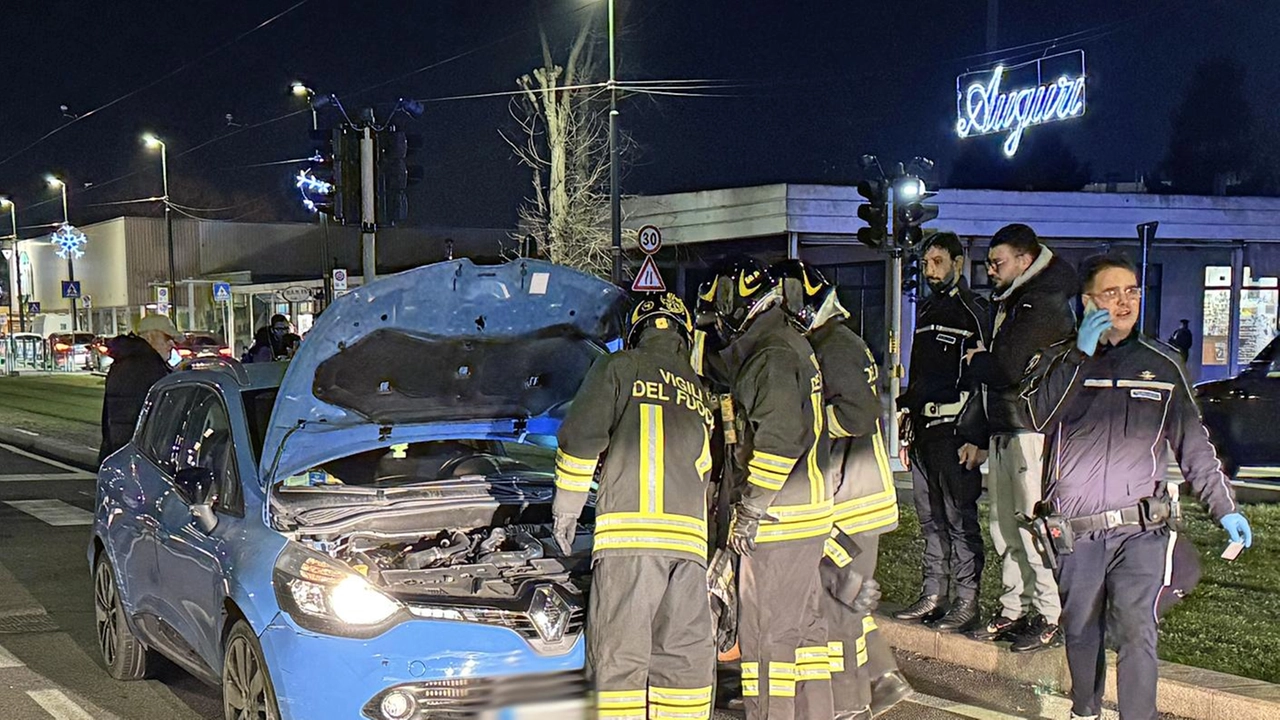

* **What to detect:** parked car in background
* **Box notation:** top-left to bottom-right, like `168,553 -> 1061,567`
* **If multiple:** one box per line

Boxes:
176,331 -> 232,361
48,332 -> 95,370
89,259 -> 623,720
1196,334 -> 1280,477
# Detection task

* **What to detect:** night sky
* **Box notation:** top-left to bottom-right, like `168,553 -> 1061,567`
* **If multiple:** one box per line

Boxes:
1,0 -> 1277,235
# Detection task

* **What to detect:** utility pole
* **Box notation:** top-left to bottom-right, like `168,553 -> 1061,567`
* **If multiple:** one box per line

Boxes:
360,122 -> 377,286
608,0 -> 622,285
987,0 -> 999,52
886,184 -> 902,454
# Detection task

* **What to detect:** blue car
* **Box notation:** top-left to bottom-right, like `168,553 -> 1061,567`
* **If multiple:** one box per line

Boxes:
89,259 -> 624,720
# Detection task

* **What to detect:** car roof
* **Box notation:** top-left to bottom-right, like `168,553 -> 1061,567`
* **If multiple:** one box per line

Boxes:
164,357 -> 286,392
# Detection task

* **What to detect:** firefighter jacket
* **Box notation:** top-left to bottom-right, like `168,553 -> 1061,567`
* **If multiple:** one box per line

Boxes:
553,329 -> 716,565
966,248 -> 1078,434
719,306 -> 832,544
900,277 -> 990,445
809,320 -> 898,543
1022,331 -> 1239,522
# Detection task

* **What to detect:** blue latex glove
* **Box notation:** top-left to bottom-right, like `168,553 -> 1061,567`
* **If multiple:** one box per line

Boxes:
1076,309 -> 1113,356
1221,513 -> 1253,548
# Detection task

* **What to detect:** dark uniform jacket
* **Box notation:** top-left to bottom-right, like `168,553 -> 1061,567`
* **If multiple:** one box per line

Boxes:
809,320 -> 898,543
900,277 -> 990,444
553,330 -> 716,564
720,307 -> 832,545
1022,332 -> 1238,522
99,335 -> 170,464
967,248 -> 1078,434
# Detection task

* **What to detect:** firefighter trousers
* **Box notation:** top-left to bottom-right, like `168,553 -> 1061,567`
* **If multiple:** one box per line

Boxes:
588,555 -> 715,720
820,532 -> 898,714
740,536 -> 833,720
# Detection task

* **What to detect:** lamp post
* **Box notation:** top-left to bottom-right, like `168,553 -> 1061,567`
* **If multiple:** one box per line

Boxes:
46,176 -> 78,332
292,82 -> 332,311
1,197 -> 16,373
143,135 -> 176,326
607,0 -> 621,285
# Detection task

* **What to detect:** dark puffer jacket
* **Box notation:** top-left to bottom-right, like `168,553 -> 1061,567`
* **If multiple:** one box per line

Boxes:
99,335 -> 170,463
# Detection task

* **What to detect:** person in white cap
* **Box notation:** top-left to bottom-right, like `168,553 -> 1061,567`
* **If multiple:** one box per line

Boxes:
99,314 -> 180,463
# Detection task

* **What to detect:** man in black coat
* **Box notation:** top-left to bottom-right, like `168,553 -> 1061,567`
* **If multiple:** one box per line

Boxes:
98,314 -> 177,463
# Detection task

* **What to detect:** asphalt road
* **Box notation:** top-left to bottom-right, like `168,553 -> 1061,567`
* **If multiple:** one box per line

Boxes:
0,441 -> 1179,720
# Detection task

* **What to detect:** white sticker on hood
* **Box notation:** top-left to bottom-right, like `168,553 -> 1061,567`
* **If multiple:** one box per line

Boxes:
530,272 -> 550,295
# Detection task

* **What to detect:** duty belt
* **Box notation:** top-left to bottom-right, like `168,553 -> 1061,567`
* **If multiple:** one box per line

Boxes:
1068,502 -> 1168,535
921,391 -> 969,419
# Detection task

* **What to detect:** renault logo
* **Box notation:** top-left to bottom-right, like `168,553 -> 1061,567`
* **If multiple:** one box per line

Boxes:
528,586 -> 571,643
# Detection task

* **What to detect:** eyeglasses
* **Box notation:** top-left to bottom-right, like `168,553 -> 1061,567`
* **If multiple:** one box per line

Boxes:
985,255 -> 1025,271
1088,286 -> 1142,303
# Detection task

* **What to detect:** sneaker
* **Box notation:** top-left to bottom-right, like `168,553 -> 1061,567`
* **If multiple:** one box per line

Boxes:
1009,616 -> 1063,653
968,611 -> 1027,641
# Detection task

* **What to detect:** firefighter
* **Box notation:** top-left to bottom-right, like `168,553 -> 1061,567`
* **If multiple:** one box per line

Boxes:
770,259 -> 913,720
894,232 -> 990,633
703,257 -> 833,720
1022,253 -> 1252,720
552,291 -> 717,720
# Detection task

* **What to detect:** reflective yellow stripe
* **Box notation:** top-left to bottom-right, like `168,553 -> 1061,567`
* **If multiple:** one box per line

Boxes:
768,662 -> 797,698
649,686 -> 712,705
826,404 -> 851,438
599,689 -> 647,717
757,499 -> 834,543
796,645 -> 831,680
651,708 -> 710,720
556,449 -> 598,474
594,511 -> 708,554
639,403 -> 666,514
750,450 -> 796,471
555,449 -> 597,492
695,426 -> 712,477
863,615 -> 878,634
690,330 -> 706,377
741,662 -> 760,697
599,711 -> 646,720
824,535 -> 853,567
807,390 -> 825,505
596,512 -> 707,538
828,641 -> 845,672
835,505 -> 899,535
649,685 -> 713,717
593,534 -> 708,557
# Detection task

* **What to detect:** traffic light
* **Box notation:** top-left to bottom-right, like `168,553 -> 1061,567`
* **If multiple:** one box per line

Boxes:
902,252 -> 922,293
893,176 -> 939,249
375,127 -> 424,226
297,126 -> 359,222
856,179 -> 889,249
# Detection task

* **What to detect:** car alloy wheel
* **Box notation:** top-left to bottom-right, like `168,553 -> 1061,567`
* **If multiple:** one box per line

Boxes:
93,555 -> 149,680
223,620 -> 280,720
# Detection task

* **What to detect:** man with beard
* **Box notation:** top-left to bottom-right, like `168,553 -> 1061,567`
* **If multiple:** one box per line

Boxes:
1022,253 -> 1252,720
963,223 -> 1077,653
894,232 -> 990,634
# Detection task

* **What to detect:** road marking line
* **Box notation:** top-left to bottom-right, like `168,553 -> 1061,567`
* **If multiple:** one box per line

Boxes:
0,443 -> 92,475
3,500 -> 94,526
911,692 -> 1045,720
27,689 -> 96,720
11,428 -> 40,437
0,474 -> 94,483
0,642 -> 25,668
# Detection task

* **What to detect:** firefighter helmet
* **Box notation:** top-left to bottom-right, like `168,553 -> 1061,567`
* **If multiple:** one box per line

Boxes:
627,292 -> 693,347
769,259 -> 837,332
700,256 -> 777,336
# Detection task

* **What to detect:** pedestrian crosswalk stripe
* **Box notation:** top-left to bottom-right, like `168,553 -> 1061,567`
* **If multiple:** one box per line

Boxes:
27,689 -> 96,720
4,500 -> 94,526
0,642 -> 24,669
0,443 -> 91,475
0,474 -> 94,483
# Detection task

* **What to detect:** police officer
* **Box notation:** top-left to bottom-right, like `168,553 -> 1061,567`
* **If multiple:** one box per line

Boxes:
894,232 -> 989,633
963,223 -> 1077,652
704,257 -> 833,720
771,260 -> 912,720
552,292 -> 716,720
1023,253 -> 1253,720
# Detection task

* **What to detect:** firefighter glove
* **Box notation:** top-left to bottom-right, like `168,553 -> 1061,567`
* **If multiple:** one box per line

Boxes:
728,503 -> 767,556
1076,309 -> 1113,356
1220,512 -> 1253,549
851,577 -> 882,615
552,512 -> 579,555
822,566 -> 866,610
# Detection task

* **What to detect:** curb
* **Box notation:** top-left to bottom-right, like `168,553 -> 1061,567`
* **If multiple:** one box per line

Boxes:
0,426 -> 98,472
877,614 -> 1280,720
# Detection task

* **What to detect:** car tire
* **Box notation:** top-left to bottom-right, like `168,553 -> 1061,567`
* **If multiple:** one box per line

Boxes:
222,620 -> 281,720
93,554 -> 151,681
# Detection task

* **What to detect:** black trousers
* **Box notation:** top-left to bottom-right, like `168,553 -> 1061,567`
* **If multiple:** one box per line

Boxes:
909,423 -> 984,600
1056,528 -> 1172,720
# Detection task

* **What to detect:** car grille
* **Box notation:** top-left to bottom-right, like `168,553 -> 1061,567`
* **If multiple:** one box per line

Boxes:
362,669 -> 587,719
405,602 -> 584,655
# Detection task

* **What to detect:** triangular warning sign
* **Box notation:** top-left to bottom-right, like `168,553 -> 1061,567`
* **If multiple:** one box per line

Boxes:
631,255 -> 667,293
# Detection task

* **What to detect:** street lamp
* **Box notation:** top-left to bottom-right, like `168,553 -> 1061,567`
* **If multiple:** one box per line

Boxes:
46,176 -> 79,332
607,0 -> 621,285
143,134 -> 177,325
293,82 -> 331,313
1,197 -> 17,372
292,82 -> 318,131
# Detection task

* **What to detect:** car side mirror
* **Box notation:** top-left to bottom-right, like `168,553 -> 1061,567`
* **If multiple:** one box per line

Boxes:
174,467 -> 220,533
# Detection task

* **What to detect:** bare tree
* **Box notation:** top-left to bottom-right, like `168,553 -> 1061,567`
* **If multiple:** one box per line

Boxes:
503,15 -> 614,277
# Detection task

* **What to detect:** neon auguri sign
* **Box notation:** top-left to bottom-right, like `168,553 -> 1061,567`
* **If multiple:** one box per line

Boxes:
956,51 -> 1086,157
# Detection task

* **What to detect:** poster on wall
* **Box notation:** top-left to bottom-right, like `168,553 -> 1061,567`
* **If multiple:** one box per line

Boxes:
1201,286 -> 1231,367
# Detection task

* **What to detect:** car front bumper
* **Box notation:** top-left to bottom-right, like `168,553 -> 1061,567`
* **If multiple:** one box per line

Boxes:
258,612 -> 587,720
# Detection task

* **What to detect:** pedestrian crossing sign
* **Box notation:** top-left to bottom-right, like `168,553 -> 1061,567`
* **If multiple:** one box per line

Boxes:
212,282 -> 232,303
631,255 -> 666,293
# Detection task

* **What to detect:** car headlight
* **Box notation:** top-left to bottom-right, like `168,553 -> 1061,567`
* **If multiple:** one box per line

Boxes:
273,543 -> 406,638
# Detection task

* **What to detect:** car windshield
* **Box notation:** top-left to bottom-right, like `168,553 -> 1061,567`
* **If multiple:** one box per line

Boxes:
293,438 -> 558,489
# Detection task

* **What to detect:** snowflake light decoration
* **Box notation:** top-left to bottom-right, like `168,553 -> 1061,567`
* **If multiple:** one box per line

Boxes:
50,223 -> 87,259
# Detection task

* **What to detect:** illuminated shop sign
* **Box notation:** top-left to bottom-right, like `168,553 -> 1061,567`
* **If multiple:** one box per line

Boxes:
955,50 -> 1086,157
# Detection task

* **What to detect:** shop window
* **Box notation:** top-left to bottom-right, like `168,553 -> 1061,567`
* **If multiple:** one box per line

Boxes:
1201,266 -> 1280,367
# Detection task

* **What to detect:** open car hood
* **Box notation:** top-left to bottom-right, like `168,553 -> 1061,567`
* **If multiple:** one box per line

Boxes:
260,259 -> 624,484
